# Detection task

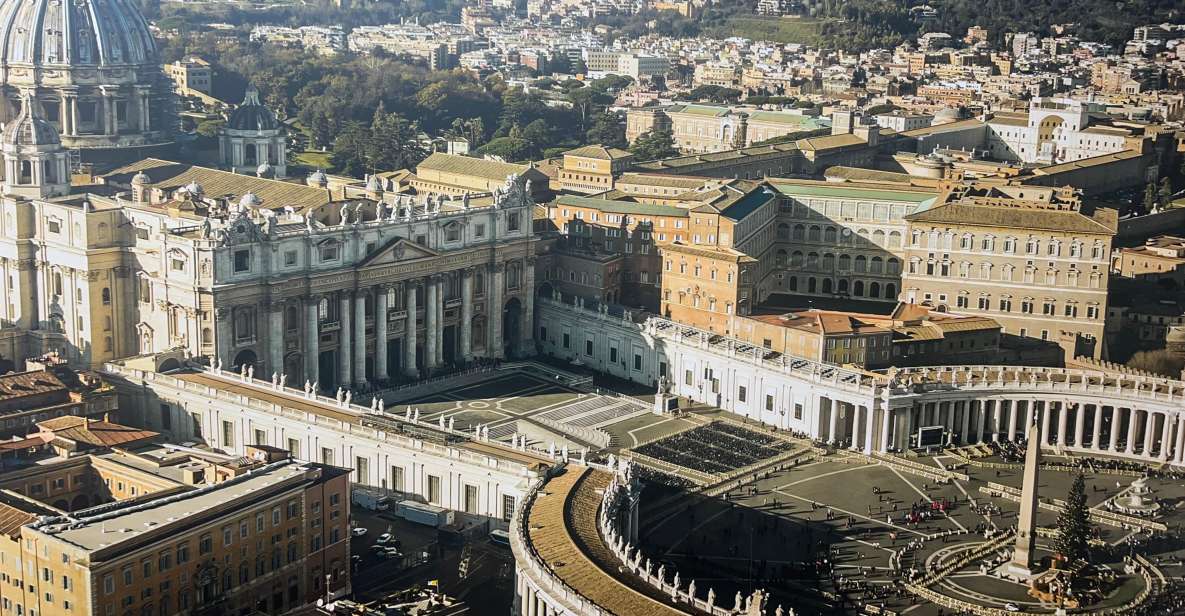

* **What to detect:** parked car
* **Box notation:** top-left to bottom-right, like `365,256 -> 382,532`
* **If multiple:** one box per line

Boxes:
351,527 -> 368,537
375,533 -> 393,545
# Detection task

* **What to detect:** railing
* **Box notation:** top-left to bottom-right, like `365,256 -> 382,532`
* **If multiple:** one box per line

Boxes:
893,365 -> 1185,405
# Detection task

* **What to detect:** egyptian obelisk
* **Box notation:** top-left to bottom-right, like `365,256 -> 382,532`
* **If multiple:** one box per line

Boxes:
1009,418 -> 1041,577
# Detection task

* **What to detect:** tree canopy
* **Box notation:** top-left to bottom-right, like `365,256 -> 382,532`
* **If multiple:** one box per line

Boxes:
630,128 -> 679,161
1053,472 -> 1092,564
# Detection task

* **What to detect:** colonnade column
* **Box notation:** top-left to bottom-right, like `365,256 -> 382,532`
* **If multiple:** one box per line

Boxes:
863,406 -> 875,454
1126,409 -> 1139,454
879,407 -> 892,453
1176,415 -> 1185,464
339,293 -> 352,388
1024,399 -> 1035,430
375,287 -> 389,381
827,399 -> 839,444
1041,401 -> 1052,446
460,268 -> 473,362
305,297 -> 320,387
1092,404 -> 1103,448
960,402 -> 971,443
1143,411 -> 1157,457
404,282 -> 418,379
434,276 -> 444,365
1073,402 -> 1085,447
1007,401 -> 1019,442
353,293 -> 366,386
269,299 -> 284,377
425,276 -> 439,370
975,401 -> 985,444
1160,413 -> 1173,460
1110,408 -> 1121,452
1056,401 -> 1068,447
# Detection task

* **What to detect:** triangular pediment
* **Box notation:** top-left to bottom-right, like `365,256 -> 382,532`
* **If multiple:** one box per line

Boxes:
356,237 -> 440,268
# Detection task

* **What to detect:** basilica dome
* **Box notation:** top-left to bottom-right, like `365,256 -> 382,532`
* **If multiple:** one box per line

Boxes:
0,0 -> 174,158
0,0 -> 157,68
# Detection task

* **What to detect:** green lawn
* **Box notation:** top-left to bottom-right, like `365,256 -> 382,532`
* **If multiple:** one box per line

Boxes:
710,16 -> 824,45
292,150 -> 331,171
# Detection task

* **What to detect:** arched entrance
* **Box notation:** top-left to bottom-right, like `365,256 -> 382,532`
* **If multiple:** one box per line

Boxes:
503,298 -> 522,358
537,282 -> 554,299
232,349 -> 258,373
284,353 -> 303,384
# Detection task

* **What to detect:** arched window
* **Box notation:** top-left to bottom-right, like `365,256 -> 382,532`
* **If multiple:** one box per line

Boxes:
872,230 -> 885,246
870,282 -> 880,298
888,231 -> 902,248
837,279 -> 848,293
821,278 -> 833,294
824,227 -> 837,243
887,258 -> 900,275
870,257 -> 883,274
821,253 -> 834,270
853,280 -> 865,296
776,223 -> 789,240
806,252 -> 819,268
18,160 -> 31,184
791,251 -> 804,267
808,225 -> 821,241
792,224 -> 805,240
775,249 -> 787,267
885,283 -> 896,299
854,255 -> 867,273
838,254 -> 851,270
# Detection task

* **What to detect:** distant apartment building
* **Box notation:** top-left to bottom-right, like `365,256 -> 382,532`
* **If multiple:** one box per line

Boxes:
1113,236 -> 1185,288
556,145 -> 635,194
164,57 -> 212,97
900,182 -> 1116,359
693,62 -> 741,88
0,361 -> 118,439
625,104 -> 826,153
875,111 -> 934,132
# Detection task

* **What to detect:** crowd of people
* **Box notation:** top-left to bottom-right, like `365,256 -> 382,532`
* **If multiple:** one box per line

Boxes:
634,423 -> 791,475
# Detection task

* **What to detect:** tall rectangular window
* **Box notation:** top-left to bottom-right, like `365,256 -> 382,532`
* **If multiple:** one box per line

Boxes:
355,457 -> 369,485
390,466 -> 405,492
427,475 -> 441,505
221,421 -> 234,448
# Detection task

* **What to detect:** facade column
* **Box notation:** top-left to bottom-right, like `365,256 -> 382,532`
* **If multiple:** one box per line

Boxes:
305,297 -> 320,387
404,282 -> 419,379
1073,402 -> 1085,447
353,291 -> 366,386
1041,400 -> 1052,445
1007,400 -> 1019,442
1092,404 -> 1103,449
339,293 -> 352,389
490,263 -> 506,359
269,300 -> 284,377
1143,410 -> 1157,457
214,307 -> 233,366
1023,399 -> 1035,430
521,256 -> 536,353
460,268 -> 473,362
425,276 -> 439,370
434,275 -> 444,366
58,96 -> 69,135
1126,409 -> 1139,454
375,287 -> 389,381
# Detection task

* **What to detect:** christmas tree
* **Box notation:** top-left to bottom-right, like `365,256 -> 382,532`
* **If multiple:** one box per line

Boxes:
1054,472 -> 1092,563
